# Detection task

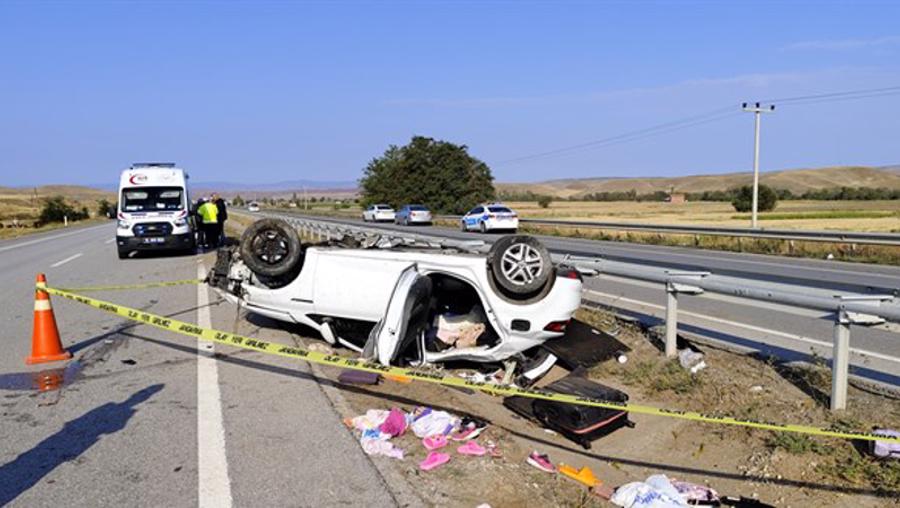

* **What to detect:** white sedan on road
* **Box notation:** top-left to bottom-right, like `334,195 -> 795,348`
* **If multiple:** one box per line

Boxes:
362,204 -> 396,222
209,218 -> 583,381
461,204 -> 519,233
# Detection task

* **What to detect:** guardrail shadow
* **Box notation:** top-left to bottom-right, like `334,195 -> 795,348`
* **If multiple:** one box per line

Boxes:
0,384 -> 163,506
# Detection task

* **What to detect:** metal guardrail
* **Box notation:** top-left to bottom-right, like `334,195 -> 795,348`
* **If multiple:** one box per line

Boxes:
246,211 -> 900,410
434,215 -> 900,246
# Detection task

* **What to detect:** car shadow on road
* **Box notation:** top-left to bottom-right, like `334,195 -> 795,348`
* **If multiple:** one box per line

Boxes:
0,384 -> 163,506
119,326 -> 899,500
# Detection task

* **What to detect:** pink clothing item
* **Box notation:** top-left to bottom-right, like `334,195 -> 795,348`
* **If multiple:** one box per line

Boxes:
423,434 -> 449,451
361,438 -> 404,460
419,451 -> 451,471
457,441 -> 487,456
379,407 -> 407,437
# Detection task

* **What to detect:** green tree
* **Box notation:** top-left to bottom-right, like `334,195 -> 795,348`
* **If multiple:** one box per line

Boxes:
732,185 -> 778,213
40,196 -> 88,223
97,199 -> 115,218
359,136 -> 495,214
537,195 -> 552,208
232,195 -> 245,206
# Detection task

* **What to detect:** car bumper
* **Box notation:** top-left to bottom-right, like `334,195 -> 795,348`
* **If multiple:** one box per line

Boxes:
405,215 -> 432,223
117,233 -> 195,251
374,213 -> 395,222
484,218 -> 519,230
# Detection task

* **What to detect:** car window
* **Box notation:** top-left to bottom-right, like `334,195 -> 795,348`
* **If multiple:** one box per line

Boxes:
488,206 -> 512,213
410,205 -> 427,211
469,207 -> 484,215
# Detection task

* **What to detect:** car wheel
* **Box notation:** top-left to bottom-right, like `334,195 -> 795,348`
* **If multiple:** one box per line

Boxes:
460,220 -> 467,232
117,248 -> 129,259
479,222 -> 487,234
239,218 -> 303,278
488,235 -> 552,298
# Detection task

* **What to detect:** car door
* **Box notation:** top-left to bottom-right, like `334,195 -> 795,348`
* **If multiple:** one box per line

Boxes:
364,264 -> 433,365
466,207 -> 483,228
312,251 -> 415,322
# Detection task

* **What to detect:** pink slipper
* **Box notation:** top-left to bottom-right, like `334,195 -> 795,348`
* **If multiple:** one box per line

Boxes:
423,434 -> 448,451
419,451 -> 450,471
457,440 -> 487,456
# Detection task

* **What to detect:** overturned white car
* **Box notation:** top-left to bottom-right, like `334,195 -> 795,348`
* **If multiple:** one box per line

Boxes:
208,218 -> 585,380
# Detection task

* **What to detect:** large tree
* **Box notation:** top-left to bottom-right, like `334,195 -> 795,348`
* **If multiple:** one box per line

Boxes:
359,136 -> 496,214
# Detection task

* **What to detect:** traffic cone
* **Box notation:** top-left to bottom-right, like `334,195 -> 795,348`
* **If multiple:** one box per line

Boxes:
26,274 -> 72,365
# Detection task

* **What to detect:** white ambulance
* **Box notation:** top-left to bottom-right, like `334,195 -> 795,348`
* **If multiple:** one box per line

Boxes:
115,163 -> 196,259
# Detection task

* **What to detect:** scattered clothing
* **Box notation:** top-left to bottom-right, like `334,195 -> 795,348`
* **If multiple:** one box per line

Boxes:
870,429 -> 900,458
670,480 -> 719,504
611,474 -> 689,508
526,451 -> 556,473
379,407 -> 408,437
361,437 -> 404,460
433,309 -> 487,348
411,408 -> 458,438
419,451 -> 451,471
349,409 -> 404,461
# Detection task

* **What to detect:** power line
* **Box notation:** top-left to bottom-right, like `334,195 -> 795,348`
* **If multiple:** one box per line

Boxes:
764,84 -> 900,104
497,106 -> 735,165
495,83 -> 900,167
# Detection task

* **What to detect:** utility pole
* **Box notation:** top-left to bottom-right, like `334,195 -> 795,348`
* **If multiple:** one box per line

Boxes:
742,102 -> 775,228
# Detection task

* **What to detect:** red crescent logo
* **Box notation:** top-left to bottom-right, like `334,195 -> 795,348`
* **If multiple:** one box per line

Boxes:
129,174 -> 148,185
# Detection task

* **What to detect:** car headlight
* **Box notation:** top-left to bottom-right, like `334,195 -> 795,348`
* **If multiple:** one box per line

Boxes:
117,220 -> 131,229
174,218 -> 187,227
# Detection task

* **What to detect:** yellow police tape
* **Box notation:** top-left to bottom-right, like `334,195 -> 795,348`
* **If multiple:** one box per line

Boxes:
40,283 -> 900,444
56,279 -> 204,292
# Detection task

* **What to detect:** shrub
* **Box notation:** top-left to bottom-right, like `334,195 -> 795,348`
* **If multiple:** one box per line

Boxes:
732,184 -> 777,213
537,195 -> 552,208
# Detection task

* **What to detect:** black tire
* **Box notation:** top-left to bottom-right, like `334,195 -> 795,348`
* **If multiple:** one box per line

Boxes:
479,222 -> 487,234
488,235 -> 552,297
460,220 -> 467,232
117,248 -> 129,259
239,218 -> 303,278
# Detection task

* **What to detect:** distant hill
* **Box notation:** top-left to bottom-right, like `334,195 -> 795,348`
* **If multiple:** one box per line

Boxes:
497,166 -> 900,199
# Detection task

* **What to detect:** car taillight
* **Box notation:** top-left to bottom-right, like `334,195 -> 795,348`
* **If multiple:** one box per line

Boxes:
558,267 -> 583,281
544,319 -> 570,333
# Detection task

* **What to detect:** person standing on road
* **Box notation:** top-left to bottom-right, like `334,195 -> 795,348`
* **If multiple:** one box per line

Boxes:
213,193 -> 228,246
197,197 -> 220,250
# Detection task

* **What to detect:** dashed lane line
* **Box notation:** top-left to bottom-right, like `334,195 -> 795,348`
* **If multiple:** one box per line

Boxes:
50,253 -> 83,268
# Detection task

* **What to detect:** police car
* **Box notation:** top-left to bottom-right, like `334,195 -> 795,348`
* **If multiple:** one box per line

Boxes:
460,203 -> 519,233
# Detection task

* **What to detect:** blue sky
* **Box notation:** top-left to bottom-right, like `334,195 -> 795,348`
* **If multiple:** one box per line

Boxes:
1,0 -> 899,186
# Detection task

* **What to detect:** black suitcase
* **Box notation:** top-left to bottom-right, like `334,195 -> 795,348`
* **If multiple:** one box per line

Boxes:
505,374 -> 633,449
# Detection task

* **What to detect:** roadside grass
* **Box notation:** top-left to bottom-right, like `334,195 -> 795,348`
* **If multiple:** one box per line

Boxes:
619,360 -> 702,395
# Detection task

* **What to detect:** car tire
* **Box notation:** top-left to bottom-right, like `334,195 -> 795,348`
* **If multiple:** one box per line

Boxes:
239,218 -> 303,278
117,248 -> 129,259
460,220 -> 467,232
479,222 -> 487,234
488,235 -> 552,298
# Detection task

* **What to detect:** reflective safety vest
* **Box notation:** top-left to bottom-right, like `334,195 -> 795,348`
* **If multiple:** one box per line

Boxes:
198,202 -> 219,224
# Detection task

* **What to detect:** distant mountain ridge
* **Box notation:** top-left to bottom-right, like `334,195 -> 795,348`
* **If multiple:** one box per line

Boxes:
497,165 -> 900,198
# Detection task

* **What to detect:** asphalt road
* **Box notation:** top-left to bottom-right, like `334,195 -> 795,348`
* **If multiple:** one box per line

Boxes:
0,223 -> 409,507
264,211 -> 900,386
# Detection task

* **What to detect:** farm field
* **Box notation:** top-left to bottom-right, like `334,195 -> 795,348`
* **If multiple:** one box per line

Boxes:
507,200 -> 900,232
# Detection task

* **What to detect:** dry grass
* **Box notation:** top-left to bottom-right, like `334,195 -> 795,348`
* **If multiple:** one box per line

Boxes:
0,185 -> 115,239
507,200 -> 900,232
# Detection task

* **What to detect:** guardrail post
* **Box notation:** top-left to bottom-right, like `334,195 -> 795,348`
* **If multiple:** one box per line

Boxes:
830,309 -> 850,411
665,283 -> 679,358
662,271 -> 708,359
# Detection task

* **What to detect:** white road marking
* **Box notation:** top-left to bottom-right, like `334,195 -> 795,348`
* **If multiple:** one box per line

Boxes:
50,253 -> 83,268
0,223 -> 110,253
196,263 -> 233,507
104,238 -> 115,244
585,289 -> 900,364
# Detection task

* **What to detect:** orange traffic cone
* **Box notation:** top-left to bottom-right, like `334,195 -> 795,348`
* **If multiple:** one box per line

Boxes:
26,274 -> 72,365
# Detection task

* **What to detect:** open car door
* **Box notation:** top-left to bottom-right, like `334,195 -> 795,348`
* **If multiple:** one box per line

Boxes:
363,265 -> 433,366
